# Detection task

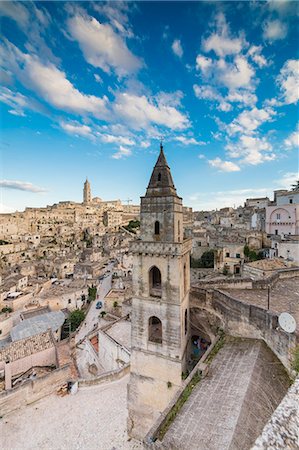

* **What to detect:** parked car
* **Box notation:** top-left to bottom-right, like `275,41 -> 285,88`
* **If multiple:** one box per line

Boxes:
96,301 -> 103,309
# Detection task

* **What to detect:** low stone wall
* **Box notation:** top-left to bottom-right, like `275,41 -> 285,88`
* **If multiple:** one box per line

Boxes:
194,277 -> 253,290
143,336 -> 220,449
191,287 -> 298,372
252,376 -> 299,450
0,364 -> 71,416
78,363 -> 130,386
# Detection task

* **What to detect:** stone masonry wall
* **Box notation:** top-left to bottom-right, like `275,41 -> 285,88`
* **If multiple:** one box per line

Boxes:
0,364 -> 71,416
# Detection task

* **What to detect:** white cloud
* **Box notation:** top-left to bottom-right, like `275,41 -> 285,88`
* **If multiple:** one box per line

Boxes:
60,122 -> 93,138
208,157 -> 240,172
263,19 -> 287,42
226,135 -> 275,165
0,87 -> 27,116
194,84 -> 256,111
1,41 -> 110,119
202,13 -> 244,57
93,1 -> 133,38
98,133 -> 135,146
219,56 -> 255,90
113,92 -> 189,130
277,59 -> 299,105
247,45 -> 268,68
67,14 -> 142,77
0,180 -> 47,193
227,107 -> 276,136
195,55 -> 212,73
112,145 -> 132,159
278,172 -> 299,190
140,141 -> 150,148
284,130 -> 299,149
0,1 -> 29,29
175,136 -> 206,146
172,39 -> 183,58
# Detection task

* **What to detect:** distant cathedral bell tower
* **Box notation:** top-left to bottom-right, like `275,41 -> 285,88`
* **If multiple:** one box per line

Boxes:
127,143 -> 192,439
83,177 -> 91,204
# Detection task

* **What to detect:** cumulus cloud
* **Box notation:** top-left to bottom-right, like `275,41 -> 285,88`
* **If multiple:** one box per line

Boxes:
208,158 -> 240,172
284,130 -> 299,149
60,121 -> 93,138
193,84 -> 256,112
263,19 -> 287,42
195,55 -> 212,73
113,92 -> 189,130
67,14 -> 142,77
202,13 -> 244,57
98,133 -> 135,146
0,180 -> 47,193
226,135 -> 275,165
247,45 -> 268,68
277,59 -> 299,105
1,41 -> 110,119
227,107 -> 276,136
172,39 -> 183,58
112,145 -> 132,159
175,136 -> 206,146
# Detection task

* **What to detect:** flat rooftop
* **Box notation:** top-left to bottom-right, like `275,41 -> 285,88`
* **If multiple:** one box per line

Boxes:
222,277 -> 299,330
161,338 -> 289,450
10,311 -> 65,341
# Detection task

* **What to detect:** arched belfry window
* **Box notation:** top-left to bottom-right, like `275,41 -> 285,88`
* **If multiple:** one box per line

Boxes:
149,266 -> 162,297
154,221 -> 160,235
158,172 -> 161,182
148,316 -> 162,344
184,309 -> 188,335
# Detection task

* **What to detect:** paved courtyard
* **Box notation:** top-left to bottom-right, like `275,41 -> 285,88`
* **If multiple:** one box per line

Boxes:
1,375 -> 142,450
161,338 -> 289,450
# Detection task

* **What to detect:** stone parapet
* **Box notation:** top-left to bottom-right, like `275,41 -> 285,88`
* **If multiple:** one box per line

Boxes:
130,237 -> 192,257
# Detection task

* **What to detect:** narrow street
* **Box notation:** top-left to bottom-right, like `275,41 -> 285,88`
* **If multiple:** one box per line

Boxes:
75,262 -> 114,343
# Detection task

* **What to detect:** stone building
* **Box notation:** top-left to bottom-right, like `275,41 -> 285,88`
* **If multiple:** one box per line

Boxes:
127,144 -> 192,439
83,178 -> 91,204
266,188 -> 299,236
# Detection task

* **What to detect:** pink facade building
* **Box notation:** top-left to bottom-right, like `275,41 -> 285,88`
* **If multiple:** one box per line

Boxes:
266,190 -> 299,236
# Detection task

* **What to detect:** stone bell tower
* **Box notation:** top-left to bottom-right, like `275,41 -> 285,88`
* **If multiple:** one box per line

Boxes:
83,177 -> 91,204
127,143 -> 192,439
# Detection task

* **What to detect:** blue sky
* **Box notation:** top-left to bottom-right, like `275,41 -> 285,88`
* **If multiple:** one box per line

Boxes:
0,1 -> 298,213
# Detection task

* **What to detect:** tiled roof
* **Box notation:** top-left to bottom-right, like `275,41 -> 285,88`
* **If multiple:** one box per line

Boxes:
0,330 -> 54,362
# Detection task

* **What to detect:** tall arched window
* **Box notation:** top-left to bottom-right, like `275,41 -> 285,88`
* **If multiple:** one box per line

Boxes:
149,266 -> 162,297
154,221 -> 160,235
148,316 -> 162,343
158,172 -> 161,182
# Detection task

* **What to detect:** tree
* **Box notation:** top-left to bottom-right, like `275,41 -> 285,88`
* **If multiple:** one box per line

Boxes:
68,309 -> 85,331
88,285 -> 97,302
244,245 -> 250,258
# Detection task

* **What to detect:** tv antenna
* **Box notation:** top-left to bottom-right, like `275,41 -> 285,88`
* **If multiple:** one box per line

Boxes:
278,312 -> 297,333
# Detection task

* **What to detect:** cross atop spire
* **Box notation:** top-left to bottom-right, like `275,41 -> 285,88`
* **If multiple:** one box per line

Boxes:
145,142 -> 177,197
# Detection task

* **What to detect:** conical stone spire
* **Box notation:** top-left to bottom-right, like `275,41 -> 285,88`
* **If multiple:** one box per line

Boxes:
145,143 -> 177,197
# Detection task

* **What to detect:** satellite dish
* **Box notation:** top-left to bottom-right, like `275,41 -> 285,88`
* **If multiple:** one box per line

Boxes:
278,312 -> 297,333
